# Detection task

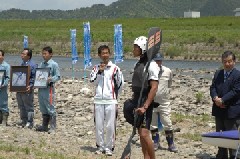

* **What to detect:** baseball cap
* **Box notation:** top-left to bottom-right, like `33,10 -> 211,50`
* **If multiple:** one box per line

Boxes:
153,53 -> 164,61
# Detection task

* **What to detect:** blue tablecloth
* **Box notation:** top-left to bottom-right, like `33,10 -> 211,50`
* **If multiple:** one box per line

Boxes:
202,130 -> 239,140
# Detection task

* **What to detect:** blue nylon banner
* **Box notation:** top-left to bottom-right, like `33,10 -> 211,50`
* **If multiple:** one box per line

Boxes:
23,36 -> 28,48
70,29 -> 78,64
114,24 -> 123,64
83,22 -> 92,69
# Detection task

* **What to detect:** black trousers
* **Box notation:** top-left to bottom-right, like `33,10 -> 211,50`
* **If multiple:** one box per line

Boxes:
215,117 -> 240,158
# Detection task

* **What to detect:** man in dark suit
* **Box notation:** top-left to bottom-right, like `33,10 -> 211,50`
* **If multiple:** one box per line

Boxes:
210,51 -> 240,159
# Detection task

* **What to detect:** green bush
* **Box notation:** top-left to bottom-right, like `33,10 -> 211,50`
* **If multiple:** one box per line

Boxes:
195,91 -> 204,103
180,133 -> 202,141
219,41 -> 224,47
208,36 -> 217,43
165,45 -> 184,59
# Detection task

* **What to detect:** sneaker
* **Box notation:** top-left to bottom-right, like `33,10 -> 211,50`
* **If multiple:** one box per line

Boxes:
105,149 -> 113,156
168,144 -> 178,153
95,148 -> 104,155
25,122 -> 34,129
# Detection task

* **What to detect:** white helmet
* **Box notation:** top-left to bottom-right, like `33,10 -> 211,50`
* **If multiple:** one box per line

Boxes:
134,36 -> 147,54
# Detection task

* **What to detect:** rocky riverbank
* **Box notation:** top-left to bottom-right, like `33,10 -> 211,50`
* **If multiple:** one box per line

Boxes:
0,69 -> 220,159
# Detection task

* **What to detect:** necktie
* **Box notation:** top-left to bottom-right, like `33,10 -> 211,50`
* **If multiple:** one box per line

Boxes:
224,72 -> 229,82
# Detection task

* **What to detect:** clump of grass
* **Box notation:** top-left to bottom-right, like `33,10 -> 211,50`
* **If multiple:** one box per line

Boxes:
165,45 -> 185,59
0,142 -> 78,159
218,41 -> 224,47
200,114 -> 213,123
180,133 -> 202,141
235,42 -> 239,47
0,144 -> 15,152
195,91 -> 204,103
24,147 -> 30,155
39,138 -> 47,148
208,36 -> 217,43
172,113 -> 214,123
171,113 -> 186,122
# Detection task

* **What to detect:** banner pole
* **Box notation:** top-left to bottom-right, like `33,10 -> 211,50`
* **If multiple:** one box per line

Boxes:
72,63 -> 74,80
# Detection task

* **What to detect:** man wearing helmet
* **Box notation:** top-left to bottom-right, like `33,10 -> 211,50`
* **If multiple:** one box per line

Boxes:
124,36 -> 159,158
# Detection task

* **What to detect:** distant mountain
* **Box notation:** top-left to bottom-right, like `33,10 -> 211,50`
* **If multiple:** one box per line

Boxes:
0,0 -> 239,19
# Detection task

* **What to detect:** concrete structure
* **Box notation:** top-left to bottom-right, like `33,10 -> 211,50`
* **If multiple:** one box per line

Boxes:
184,11 -> 200,18
233,8 -> 240,16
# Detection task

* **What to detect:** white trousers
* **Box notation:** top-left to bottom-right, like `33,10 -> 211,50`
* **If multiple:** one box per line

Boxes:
151,101 -> 173,131
94,104 -> 116,151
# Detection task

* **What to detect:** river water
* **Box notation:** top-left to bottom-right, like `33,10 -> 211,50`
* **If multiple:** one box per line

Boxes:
5,55 -> 240,80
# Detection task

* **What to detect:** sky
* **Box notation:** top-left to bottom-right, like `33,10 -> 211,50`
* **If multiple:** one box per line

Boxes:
0,0 -> 118,11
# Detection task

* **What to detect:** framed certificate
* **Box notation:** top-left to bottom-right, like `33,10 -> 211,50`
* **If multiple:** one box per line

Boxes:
34,68 -> 50,88
10,66 -> 30,92
0,70 -> 6,86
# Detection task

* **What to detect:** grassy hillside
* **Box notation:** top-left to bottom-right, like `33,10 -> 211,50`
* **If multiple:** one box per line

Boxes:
0,17 -> 239,59
1,0 -> 240,19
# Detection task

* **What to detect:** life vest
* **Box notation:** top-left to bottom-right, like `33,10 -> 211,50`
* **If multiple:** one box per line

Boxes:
132,53 -> 150,94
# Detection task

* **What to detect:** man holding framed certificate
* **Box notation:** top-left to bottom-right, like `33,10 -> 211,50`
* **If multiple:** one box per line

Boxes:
0,50 -> 10,126
16,48 -> 37,128
36,46 -> 60,134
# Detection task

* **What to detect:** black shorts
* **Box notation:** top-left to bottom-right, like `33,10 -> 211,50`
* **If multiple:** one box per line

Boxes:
123,93 -> 153,130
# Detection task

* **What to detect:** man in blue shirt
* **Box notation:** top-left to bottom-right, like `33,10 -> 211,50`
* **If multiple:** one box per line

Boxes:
36,46 -> 60,134
16,48 -> 37,128
0,50 -> 10,126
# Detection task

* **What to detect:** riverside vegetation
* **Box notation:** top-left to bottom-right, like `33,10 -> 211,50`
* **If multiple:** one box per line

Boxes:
0,17 -> 239,60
